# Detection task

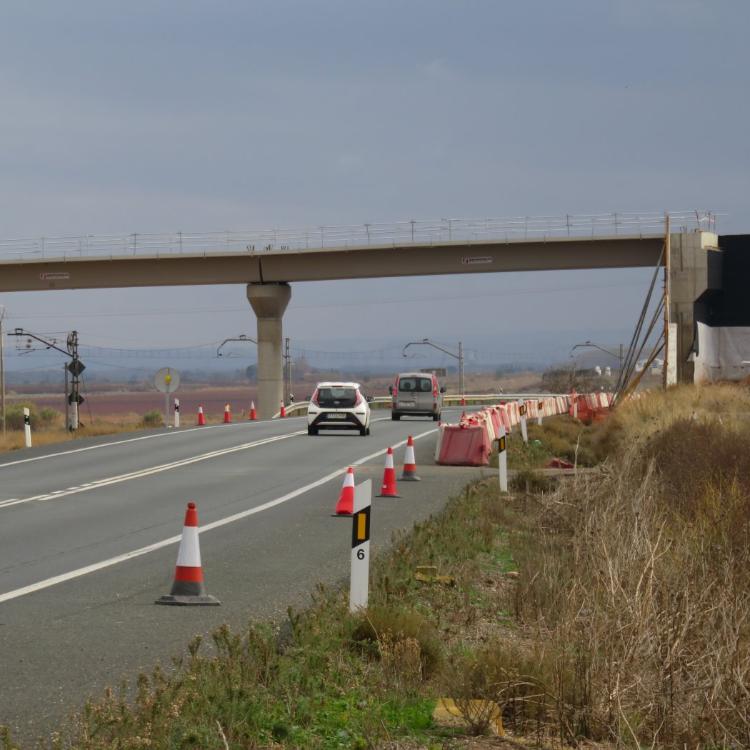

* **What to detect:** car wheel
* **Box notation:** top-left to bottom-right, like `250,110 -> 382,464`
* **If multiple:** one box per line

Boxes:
359,426 -> 367,436
307,426 -> 318,436
432,413 -> 440,421
366,426 -> 371,436
391,413 -> 400,421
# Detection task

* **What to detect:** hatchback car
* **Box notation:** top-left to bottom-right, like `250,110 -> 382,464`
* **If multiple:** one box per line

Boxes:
307,382 -> 372,436
389,372 -> 445,421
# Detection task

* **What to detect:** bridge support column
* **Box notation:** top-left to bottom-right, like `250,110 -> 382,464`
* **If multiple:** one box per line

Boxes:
247,283 -> 291,419
668,231 -> 719,384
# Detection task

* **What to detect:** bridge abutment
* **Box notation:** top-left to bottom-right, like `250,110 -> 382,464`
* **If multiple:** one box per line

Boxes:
247,282 -> 291,419
668,231 -> 719,383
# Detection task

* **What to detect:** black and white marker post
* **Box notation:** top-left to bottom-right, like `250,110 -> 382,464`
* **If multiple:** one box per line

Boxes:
174,398 -> 180,429
537,400 -> 544,426
23,407 -> 31,448
518,400 -> 528,444
497,423 -> 508,493
349,479 -> 372,613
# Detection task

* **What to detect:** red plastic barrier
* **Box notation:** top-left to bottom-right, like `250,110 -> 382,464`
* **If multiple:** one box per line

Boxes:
437,424 -> 492,466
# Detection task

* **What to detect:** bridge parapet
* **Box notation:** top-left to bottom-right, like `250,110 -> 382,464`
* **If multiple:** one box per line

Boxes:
0,211 -> 716,262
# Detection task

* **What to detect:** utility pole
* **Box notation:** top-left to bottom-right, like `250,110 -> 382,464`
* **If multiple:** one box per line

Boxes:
284,337 -> 292,402
458,340 -> 464,401
67,331 -> 83,430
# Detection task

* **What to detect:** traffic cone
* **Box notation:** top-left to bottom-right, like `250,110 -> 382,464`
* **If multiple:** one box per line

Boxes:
335,467 -> 355,515
460,396 -> 466,406
249,401 -> 257,420
155,502 -> 220,606
197,405 -> 206,426
400,435 -> 421,481
223,404 -> 231,423
377,447 -> 400,497
279,401 -> 287,418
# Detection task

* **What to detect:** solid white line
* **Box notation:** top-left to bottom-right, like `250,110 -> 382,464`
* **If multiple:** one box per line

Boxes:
0,418 -> 302,470
0,431 -> 307,510
0,428 -> 436,604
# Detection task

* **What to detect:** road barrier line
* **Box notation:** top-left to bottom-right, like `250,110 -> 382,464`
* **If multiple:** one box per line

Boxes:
0,418 -> 305,471
0,429 -> 436,604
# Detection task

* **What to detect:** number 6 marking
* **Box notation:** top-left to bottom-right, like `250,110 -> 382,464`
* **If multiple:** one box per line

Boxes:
356,549 -> 365,560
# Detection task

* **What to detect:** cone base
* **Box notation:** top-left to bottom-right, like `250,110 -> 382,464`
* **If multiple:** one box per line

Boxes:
155,594 -> 221,606
400,474 -> 421,482
377,491 -> 401,498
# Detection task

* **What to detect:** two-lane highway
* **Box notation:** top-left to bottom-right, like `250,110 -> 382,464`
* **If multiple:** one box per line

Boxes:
0,410 -> 485,741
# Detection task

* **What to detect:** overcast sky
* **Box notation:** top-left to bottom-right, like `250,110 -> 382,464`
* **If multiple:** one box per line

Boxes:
1,1 -> 748,371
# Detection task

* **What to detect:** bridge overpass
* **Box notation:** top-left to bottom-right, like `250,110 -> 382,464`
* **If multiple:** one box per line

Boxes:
0,212 -> 719,416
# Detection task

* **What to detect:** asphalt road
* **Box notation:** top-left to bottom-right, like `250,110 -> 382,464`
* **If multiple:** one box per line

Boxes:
0,408 -> 488,743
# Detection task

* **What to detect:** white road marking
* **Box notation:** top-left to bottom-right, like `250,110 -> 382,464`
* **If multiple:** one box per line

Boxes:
0,418 -> 304,470
0,431 -> 307,509
0,429 -> 436,604
0,416 -> 392,505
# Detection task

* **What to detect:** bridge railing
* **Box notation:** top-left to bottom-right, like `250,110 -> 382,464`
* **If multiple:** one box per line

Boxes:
0,211 -> 718,262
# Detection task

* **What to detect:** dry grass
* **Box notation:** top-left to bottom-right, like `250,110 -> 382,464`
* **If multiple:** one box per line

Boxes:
493,385 -> 750,748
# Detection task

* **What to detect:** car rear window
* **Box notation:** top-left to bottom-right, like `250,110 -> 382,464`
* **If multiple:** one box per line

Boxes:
398,377 -> 432,393
317,387 -> 357,408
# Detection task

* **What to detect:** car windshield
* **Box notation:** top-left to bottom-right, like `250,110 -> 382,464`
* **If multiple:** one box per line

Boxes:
398,377 -> 432,393
317,387 -> 357,408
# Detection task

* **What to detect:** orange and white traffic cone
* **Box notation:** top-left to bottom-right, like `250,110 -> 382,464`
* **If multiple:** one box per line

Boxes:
155,502 -> 220,606
223,404 -> 231,423
400,435 -> 421,481
197,405 -> 206,426
377,447 -> 400,497
335,467 -> 355,515
249,401 -> 257,421
279,401 -> 287,418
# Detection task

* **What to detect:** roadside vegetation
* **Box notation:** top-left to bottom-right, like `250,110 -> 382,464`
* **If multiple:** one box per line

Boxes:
3,384 -> 749,749
0,405 -> 172,453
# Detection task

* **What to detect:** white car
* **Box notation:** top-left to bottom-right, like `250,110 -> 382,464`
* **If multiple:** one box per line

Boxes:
307,382 -> 371,436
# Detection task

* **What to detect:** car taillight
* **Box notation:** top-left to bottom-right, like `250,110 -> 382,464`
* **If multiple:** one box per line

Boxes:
355,391 -> 363,406
433,387 -> 438,397
311,389 -> 319,405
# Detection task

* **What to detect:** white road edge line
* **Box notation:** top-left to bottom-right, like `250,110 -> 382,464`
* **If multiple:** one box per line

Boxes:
0,418 -> 304,470
0,429 -> 436,604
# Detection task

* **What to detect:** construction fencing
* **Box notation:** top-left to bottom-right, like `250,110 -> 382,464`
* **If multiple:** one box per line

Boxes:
436,392 -> 613,467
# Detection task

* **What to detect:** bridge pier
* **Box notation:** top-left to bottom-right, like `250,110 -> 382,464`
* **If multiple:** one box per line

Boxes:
668,231 -> 719,384
247,283 -> 291,419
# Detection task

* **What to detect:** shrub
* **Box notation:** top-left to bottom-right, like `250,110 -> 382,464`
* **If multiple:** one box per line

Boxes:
350,605 -> 443,678
141,410 -> 163,428
5,403 -> 37,431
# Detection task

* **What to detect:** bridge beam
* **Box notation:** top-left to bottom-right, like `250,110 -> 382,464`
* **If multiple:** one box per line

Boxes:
247,283 -> 291,419
668,231 -> 719,383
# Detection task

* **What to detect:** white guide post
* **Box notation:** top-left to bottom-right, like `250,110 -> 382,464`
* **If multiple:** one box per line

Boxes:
537,401 -> 543,426
349,479 -> 372,613
23,407 -> 32,448
518,400 -> 528,444
497,424 -> 508,493
174,398 -> 180,428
